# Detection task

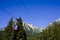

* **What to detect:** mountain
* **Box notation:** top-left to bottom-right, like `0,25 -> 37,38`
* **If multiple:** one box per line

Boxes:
0,22 -> 43,40
0,21 -> 43,40
23,22 -> 42,36
0,22 -> 43,33
56,18 -> 60,22
55,18 -> 60,24
49,18 -> 60,26
23,22 -> 43,40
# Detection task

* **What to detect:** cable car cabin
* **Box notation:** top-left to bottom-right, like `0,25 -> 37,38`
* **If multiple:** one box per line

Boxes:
13,20 -> 18,30
13,25 -> 18,30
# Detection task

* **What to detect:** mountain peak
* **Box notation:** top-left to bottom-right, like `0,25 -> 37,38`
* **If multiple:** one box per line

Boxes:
23,22 -> 43,33
48,18 -> 60,26
56,18 -> 60,22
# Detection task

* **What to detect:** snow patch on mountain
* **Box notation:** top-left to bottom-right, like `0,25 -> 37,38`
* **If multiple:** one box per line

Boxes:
23,22 -> 43,33
49,18 -> 60,26
56,18 -> 60,21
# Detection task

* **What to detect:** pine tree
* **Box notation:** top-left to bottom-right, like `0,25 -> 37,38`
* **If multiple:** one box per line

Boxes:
40,22 -> 60,40
2,18 -> 14,40
16,17 -> 27,40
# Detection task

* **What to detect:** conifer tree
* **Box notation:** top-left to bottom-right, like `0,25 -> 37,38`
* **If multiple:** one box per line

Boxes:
2,18 -> 14,40
40,22 -> 60,40
16,17 -> 27,40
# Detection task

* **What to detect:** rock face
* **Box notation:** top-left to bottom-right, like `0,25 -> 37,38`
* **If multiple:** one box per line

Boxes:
23,22 -> 43,40
23,22 -> 43,37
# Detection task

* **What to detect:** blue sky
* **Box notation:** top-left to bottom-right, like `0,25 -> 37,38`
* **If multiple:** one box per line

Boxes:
0,0 -> 60,28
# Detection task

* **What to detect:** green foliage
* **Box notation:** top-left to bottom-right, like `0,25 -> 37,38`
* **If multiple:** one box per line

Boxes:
16,17 -> 27,40
2,17 -> 27,40
42,22 -> 60,40
1,18 -> 60,40
2,18 -> 14,40
30,22 -> 60,40
0,31 -> 3,40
